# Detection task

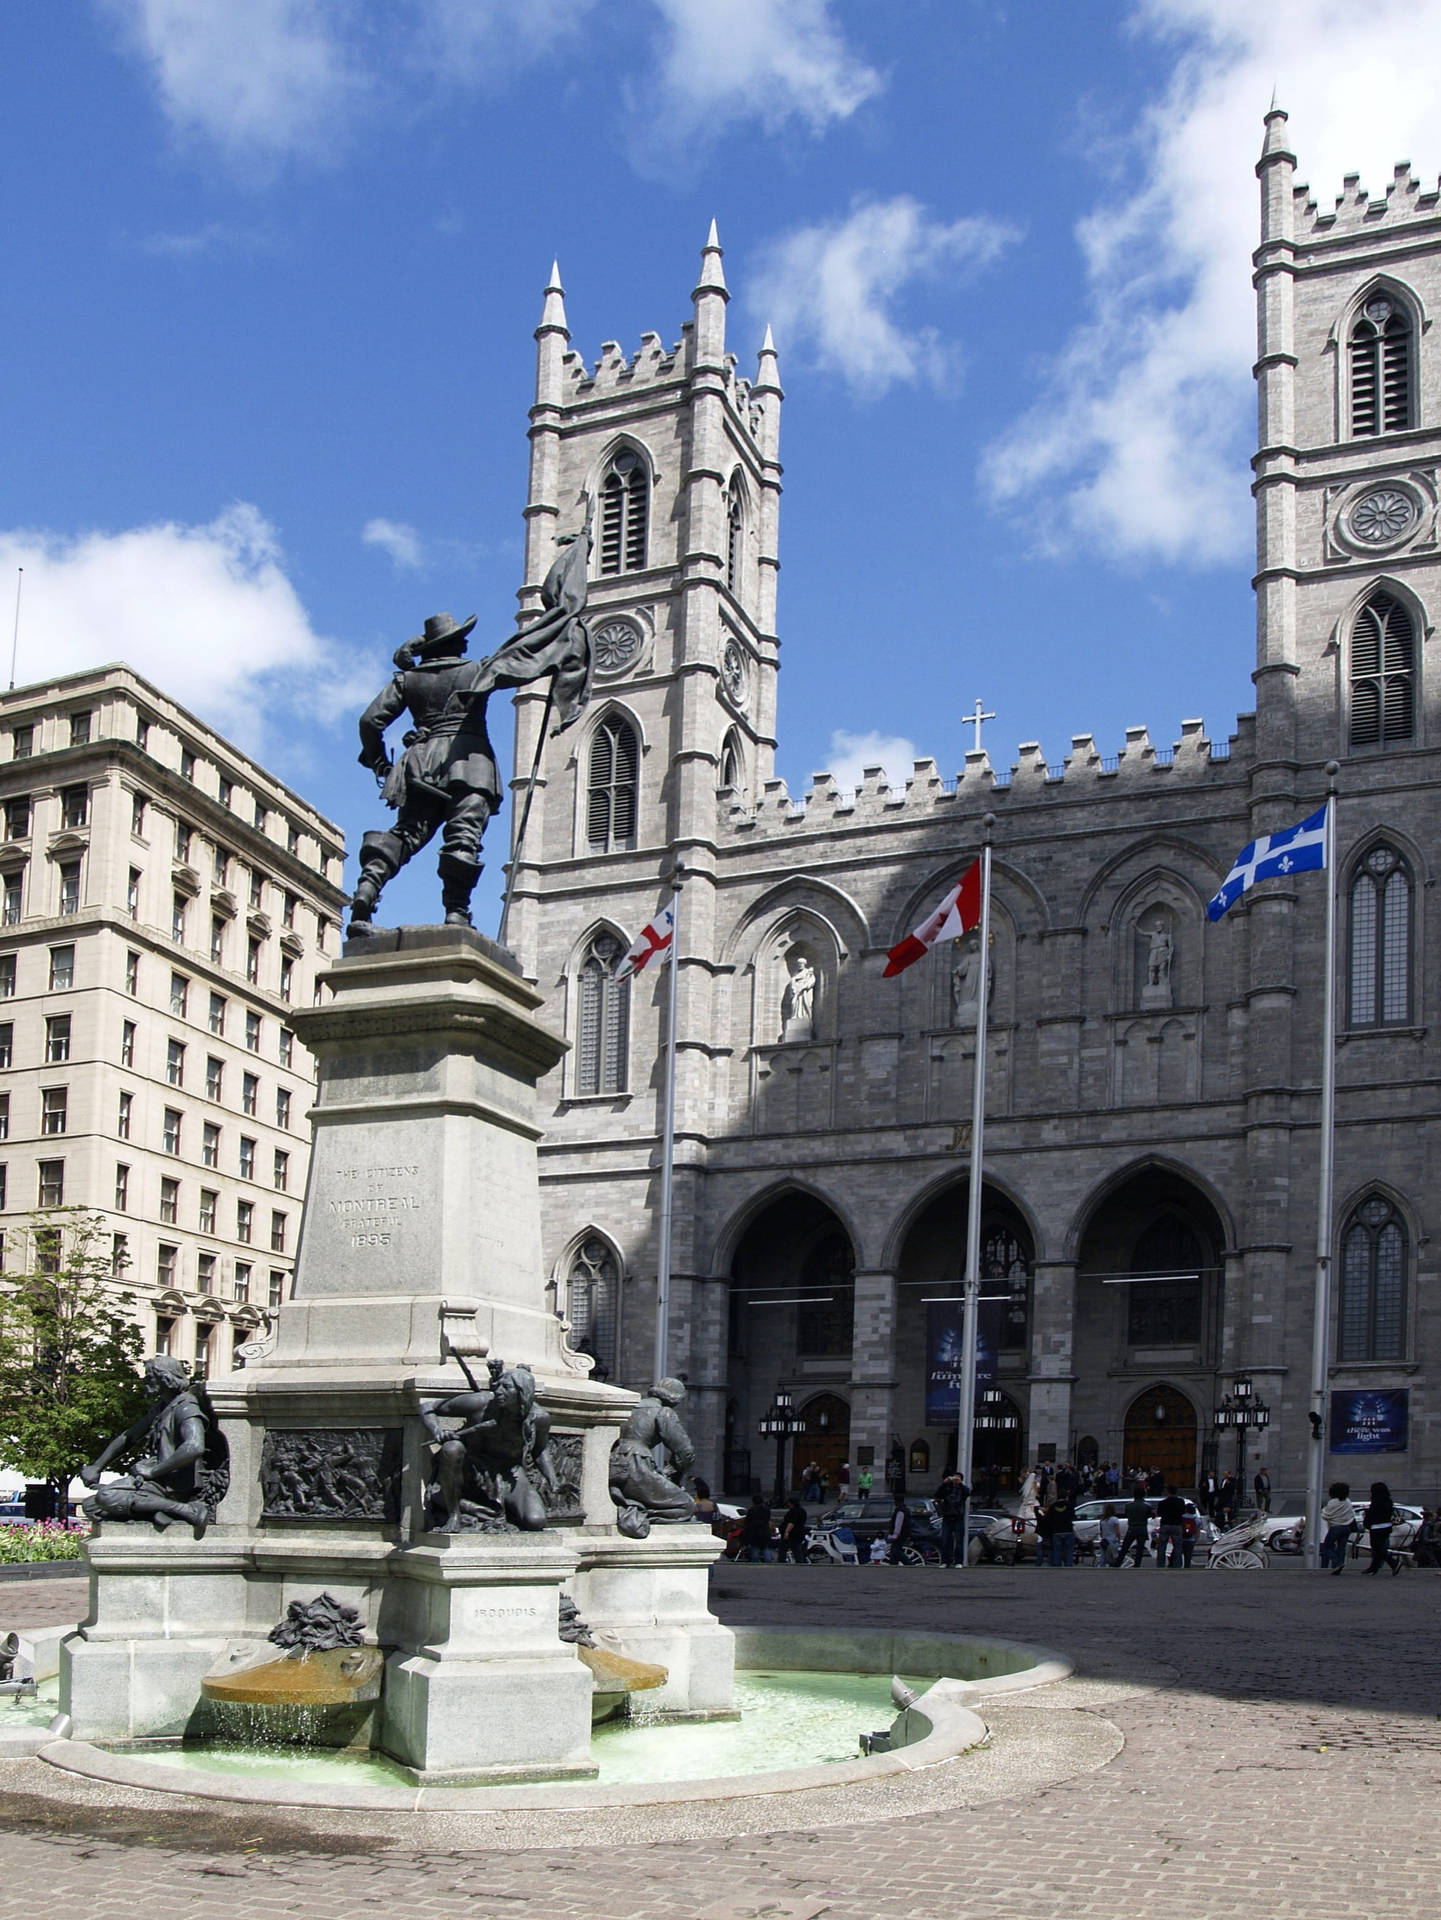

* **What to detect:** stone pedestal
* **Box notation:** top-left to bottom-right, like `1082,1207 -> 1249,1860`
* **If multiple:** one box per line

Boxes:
62,927 -> 734,1782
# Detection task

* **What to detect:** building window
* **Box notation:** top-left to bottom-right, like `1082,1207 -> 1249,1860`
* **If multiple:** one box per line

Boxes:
3,868 -> 21,925
4,797 -> 29,840
565,1238 -> 619,1379
1350,296 -> 1413,437
316,917 -> 329,954
202,1121 -> 220,1168
725,474 -> 744,593
45,1014 -> 70,1062
41,1087 -> 67,1135
180,748 -> 196,783
163,1107 -> 182,1155
268,1270 -> 286,1309
12,725 -> 32,759
69,710 -> 92,746
237,1200 -> 254,1244
166,1038 -> 185,1087
120,1018 -> 136,1067
218,778 -> 233,810
1349,844 -> 1412,1028
213,846 -> 231,888
0,1093 -> 8,1139
286,823 -> 300,856
282,891 -> 297,929
155,1312 -> 175,1355
196,1253 -> 217,1294
125,950 -> 139,995
205,1055 -> 223,1101
127,867 -> 141,917
279,956 -> 294,1002
211,915 -> 226,964
247,937 -> 260,984
135,717 -> 149,751
242,1072 -> 258,1117
239,1136 -> 256,1180
1339,1194 -> 1407,1360
209,992 -> 226,1036
156,1243 -> 178,1288
48,944 -> 74,990
0,955 -> 14,997
117,1091 -> 132,1140
111,1232 -> 129,1276
131,793 -> 147,836
160,1176 -> 179,1224
114,1163 -> 129,1211
60,784 -> 88,829
1350,591 -> 1415,748
598,447 -> 648,575
275,1088 -> 291,1129
0,1023 -> 11,1069
37,1159 -> 64,1207
34,1227 -> 60,1274
172,892 -> 188,942
248,868 -> 263,910
270,1211 -> 287,1253
166,972 -> 187,1019
199,1189 -> 218,1235
1126,1214 -> 1205,1346
58,861 -> 80,914
273,1148 -> 289,1192
254,802 -> 268,833
576,932 -> 629,1097
719,730 -> 742,792
279,1026 -> 294,1067
245,1010 -> 261,1052
174,820 -> 191,862
0,1173 -> 5,1216
586,717 -> 639,853
234,1262 -> 251,1303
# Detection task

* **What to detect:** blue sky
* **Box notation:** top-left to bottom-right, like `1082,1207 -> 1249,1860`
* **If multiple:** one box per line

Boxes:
5,1 -> 1441,932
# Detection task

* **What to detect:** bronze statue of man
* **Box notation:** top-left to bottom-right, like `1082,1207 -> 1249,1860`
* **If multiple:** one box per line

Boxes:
419,1359 -> 557,1532
350,517 -> 593,934
608,1377 -> 697,1539
80,1355 -> 226,1534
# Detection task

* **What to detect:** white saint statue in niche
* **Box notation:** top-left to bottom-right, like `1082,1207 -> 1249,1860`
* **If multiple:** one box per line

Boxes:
1140,924 -> 1174,1009
950,933 -> 994,1029
779,952 -> 817,1042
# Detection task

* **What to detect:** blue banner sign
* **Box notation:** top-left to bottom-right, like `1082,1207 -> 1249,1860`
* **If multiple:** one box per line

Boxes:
924,1297 -> 1001,1425
1330,1388 -> 1409,1455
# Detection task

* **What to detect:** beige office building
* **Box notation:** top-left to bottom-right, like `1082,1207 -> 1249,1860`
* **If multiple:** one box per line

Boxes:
0,664 -> 347,1374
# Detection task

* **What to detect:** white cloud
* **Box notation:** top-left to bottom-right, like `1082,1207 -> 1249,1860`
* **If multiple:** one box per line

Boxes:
750,197 -> 1017,397
824,728 -> 918,794
0,505 -> 367,751
363,518 -> 426,570
102,0 -> 365,161
982,0 -> 1441,566
648,0 -> 880,134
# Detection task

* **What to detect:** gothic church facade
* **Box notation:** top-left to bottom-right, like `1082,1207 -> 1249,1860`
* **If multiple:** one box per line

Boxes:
505,116 -> 1441,1500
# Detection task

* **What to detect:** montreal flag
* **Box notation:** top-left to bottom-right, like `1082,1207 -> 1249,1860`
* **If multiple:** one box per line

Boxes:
884,857 -> 983,977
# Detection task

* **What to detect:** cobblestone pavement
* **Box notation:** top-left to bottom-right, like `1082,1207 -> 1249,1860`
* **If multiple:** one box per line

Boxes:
2,1562 -> 1437,1917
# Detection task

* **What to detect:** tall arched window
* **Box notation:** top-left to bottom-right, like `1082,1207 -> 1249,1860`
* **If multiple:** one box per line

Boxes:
1349,296 -> 1413,436
1350,591 -> 1415,748
598,448 -> 649,575
586,715 -> 638,852
1339,1194 -> 1406,1361
795,1230 -> 854,1356
1349,843 -> 1411,1027
1127,1214 -> 1205,1346
725,475 -> 744,594
719,728 -> 743,793
566,1236 -> 620,1378
576,932 -> 629,1096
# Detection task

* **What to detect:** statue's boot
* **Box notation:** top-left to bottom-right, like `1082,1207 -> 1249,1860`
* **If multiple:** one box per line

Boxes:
438,850 -> 481,929
349,830 -> 404,936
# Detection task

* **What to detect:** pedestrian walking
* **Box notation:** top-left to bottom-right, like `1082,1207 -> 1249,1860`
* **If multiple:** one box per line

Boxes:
885,1496 -> 912,1565
857,1463 -> 874,1498
1320,1481 -> 1357,1572
1198,1469 -> 1218,1518
1096,1504 -> 1124,1568
1155,1487 -> 1187,1568
1362,1481 -> 1402,1576
1048,1495 -> 1078,1567
837,1460 -> 851,1496
1253,1465 -> 1271,1513
935,1472 -> 971,1568
1117,1488 -> 1150,1567
779,1497 -> 809,1563
739,1494 -> 773,1563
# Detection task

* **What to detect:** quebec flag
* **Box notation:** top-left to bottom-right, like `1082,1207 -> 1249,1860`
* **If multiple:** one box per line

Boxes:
1206,803 -> 1328,921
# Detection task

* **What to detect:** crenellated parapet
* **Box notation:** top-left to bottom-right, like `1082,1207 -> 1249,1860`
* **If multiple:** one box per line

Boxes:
1294,161 -> 1441,237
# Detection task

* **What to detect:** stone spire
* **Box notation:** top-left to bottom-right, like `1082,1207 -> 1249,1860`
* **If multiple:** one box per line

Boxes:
691,219 -> 728,367
753,323 -> 781,396
538,259 -> 569,337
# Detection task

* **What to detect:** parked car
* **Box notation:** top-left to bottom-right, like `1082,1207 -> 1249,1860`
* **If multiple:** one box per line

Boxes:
0,1500 -> 31,1526
975,1495 -> 1213,1565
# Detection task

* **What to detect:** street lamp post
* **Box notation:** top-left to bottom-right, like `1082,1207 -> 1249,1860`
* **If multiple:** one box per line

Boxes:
1212,1375 -> 1271,1502
757,1387 -> 802,1505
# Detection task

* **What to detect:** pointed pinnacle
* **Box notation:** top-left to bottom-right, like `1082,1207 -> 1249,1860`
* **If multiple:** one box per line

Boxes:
706,217 -> 721,251
760,323 -> 776,354
538,260 -> 569,336
694,218 -> 727,297
546,258 -> 563,291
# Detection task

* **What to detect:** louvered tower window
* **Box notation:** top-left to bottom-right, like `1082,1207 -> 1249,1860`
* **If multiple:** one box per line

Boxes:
576,934 -> 629,1097
566,1237 -> 620,1378
725,476 -> 744,594
1339,1194 -> 1406,1361
586,715 -> 639,852
1350,591 -> 1415,747
1350,297 -> 1413,436
598,448 -> 649,575
1349,844 -> 1411,1028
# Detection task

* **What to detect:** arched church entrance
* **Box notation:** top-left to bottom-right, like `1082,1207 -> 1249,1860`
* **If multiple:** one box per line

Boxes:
797,1393 -> 851,1500
897,1180 -> 1033,1492
1123,1384 -> 1198,1488
725,1191 -> 855,1498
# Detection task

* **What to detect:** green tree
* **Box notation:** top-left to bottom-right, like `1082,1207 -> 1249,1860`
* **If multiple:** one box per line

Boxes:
0,1210 -> 148,1513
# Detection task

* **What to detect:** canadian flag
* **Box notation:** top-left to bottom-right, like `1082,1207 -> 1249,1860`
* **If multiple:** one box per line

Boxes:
613,906 -> 674,981
883,858 -> 983,977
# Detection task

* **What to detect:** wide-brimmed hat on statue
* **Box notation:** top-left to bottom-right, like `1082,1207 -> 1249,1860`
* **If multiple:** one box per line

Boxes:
410,611 -> 478,659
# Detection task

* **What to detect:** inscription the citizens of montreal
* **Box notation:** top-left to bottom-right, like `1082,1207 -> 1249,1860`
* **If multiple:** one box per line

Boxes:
327,1165 -> 424,1220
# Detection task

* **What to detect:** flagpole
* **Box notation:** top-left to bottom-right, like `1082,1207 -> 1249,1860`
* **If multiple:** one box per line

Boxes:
956,815 -> 995,1521
1306,764 -> 1340,1568
654,862 -> 684,1384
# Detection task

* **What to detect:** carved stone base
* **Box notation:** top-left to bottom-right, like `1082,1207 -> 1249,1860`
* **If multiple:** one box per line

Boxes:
571,1525 -> 735,1718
